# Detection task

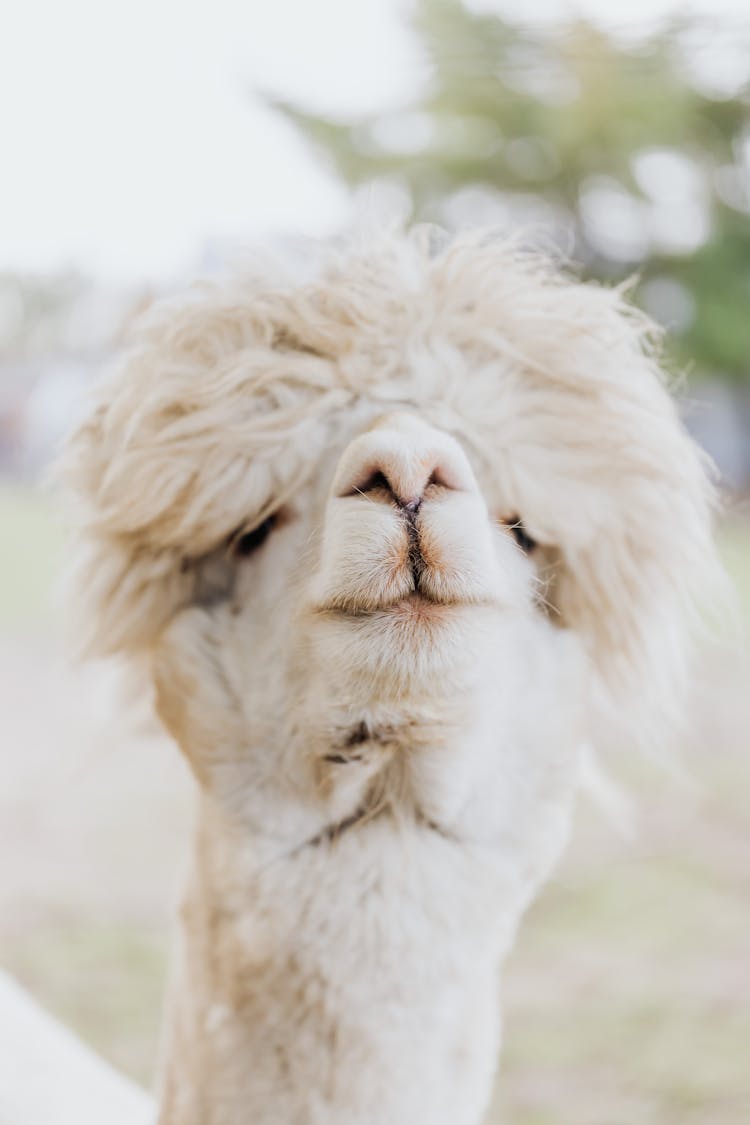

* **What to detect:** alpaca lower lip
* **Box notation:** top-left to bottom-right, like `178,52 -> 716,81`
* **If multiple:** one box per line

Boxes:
393,592 -> 446,611
320,591 -> 465,618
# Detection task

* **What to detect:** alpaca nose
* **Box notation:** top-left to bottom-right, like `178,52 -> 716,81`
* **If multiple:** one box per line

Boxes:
332,413 -> 477,508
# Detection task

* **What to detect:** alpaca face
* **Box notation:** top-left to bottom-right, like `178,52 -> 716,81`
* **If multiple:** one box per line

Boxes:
60,233 -> 717,840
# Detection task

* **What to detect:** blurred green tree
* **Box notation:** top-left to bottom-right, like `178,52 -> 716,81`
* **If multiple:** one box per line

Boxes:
271,0 -> 750,382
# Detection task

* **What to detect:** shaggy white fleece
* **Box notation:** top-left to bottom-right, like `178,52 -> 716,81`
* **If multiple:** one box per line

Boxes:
60,229 -> 719,1125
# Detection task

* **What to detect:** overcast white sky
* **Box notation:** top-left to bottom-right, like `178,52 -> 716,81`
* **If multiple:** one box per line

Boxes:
1,0 -> 748,282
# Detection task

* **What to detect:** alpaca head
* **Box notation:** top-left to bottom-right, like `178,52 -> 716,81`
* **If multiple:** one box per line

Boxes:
60,230 -> 717,839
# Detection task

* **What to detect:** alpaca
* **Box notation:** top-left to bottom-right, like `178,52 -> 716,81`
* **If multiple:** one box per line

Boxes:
60,230 -> 718,1125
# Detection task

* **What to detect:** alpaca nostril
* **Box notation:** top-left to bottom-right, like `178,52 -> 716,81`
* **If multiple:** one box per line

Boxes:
355,469 -> 392,497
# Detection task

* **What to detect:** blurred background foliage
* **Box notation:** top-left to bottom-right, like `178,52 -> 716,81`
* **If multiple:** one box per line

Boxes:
274,0 -> 750,383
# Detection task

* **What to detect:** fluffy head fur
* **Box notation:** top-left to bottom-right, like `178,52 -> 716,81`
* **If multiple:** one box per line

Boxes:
59,228 -> 719,1125
63,229 -> 716,751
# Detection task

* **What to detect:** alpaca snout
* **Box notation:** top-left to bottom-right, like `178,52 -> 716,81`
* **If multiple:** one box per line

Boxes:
308,414 -> 516,616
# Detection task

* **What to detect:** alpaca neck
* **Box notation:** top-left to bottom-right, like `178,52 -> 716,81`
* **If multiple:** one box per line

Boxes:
156,797 -> 525,1125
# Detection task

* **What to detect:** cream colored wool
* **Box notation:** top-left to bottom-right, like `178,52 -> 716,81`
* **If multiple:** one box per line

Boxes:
60,229 -> 719,1125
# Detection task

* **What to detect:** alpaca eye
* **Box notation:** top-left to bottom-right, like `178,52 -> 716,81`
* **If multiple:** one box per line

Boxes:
232,514 -> 277,558
503,515 -> 537,554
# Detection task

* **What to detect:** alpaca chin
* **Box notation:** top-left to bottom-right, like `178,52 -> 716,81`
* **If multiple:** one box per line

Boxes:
303,599 -> 504,703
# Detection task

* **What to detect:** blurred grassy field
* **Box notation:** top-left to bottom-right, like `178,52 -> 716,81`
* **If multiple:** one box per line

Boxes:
0,483 -> 65,625
1,482 -> 748,1123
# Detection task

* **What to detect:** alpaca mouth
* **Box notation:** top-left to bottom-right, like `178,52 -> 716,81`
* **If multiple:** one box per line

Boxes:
318,586 -> 487,620
386,591 -> 459,625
